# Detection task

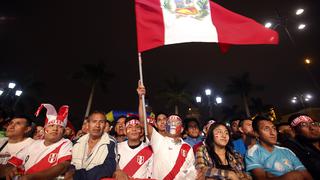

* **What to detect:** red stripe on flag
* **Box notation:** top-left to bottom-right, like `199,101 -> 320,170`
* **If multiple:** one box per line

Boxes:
135,0 -> 165,52
8,156 -> 23,167
210,1 -> 278,45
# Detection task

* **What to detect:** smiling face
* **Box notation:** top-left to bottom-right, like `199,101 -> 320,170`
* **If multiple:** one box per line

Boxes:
125,122 -> 143,141
156,114 -> 168,132
213,125 -> 230,147
115,117 -> 126,136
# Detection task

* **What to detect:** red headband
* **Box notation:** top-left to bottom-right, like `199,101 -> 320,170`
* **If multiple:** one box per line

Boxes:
291,115 -> 313,127
125,119 -> 141,127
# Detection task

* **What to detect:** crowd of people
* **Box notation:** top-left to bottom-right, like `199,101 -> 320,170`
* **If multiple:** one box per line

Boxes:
0,81 -> 319,180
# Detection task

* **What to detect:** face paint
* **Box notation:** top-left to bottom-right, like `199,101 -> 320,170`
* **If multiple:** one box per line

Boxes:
166,120 -> 182,135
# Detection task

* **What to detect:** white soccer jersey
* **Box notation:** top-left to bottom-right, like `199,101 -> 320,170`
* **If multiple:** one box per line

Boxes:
118,141 -> 153,178
150,129 -> 196,180
0,137 -> 34,165
8,138 -> 72,174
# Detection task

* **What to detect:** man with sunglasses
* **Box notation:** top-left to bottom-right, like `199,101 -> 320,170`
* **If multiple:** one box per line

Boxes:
282,113 -> 320,179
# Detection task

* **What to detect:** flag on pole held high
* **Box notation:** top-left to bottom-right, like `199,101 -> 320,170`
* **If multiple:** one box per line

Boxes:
135,0 -> 278,52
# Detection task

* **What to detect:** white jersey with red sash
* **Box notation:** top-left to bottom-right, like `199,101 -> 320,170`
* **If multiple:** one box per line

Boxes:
150,129 -> 196,180
118,141 -> 153,178
8,138 -> 72,174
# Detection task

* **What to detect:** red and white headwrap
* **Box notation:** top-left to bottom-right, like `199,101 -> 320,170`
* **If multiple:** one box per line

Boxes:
35,104 -> 69,128
168,115 -> 182,122
290,115 -> 313,127
125,119 -> 141,127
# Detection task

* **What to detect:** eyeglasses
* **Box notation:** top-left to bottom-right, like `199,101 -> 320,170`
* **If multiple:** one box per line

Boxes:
299,122 -> 319,128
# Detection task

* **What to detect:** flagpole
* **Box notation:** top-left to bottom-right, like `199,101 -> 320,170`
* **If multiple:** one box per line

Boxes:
138,52 -> 148,137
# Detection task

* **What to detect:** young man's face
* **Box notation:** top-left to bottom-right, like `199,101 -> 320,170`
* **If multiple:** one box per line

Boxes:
187,121 -> 200,138
240,119 -> 255,137
44,124 -> 64,143
125,123 -> 143,141
213,125 -> 229,147
156,114 -> 167,132
88,113 -> 106,138
296,121 -> 320,140
166,118 -> 183,136
231,120 -> 240,134
104,122 -> 112,133
115,117 -> 126,136
6,118 -> 31,139
257,120 -> 277,146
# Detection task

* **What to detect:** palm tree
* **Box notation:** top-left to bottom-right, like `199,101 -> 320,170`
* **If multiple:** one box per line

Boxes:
72,61 -> 114,118
224,72 -> 263,118
158,77 -> 192,115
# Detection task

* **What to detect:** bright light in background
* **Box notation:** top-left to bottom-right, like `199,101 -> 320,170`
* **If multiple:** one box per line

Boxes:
205,89 -> 211,96
8,82 -> 16,89
216,96 -> 222,104
265,22 -> 272,28
188,107 -> 192,111
296,8 -> 304,15
196,96 -> 202,103
304,58 -> 311,64
291,99 -> 297,104
305,94 -> 312,99
15,90 -> 22,96
0,89 -> 3,96
298,24 -> 306,30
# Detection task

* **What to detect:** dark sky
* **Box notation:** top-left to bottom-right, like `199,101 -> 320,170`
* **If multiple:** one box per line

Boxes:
1,0 -> 319,128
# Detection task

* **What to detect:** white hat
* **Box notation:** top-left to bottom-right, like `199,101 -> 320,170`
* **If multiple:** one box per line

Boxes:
35,104 -> 69,128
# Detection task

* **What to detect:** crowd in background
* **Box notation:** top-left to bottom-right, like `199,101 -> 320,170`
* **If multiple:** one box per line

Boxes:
0,82 -> 319,180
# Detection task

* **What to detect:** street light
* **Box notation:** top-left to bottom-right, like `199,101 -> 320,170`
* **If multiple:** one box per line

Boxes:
196,96 -> 202,103
290,93 -> 313,108
295,8 -> 304,16
205,89 -> 211,96
8,82 -> 16,89
265,22 -> 272,28
304,58 -> 311,64
298,24 -> 306,30
216,96 -> 222,104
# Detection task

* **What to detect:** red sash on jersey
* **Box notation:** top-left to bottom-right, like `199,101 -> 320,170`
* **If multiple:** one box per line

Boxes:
122,146 -> 153,177
163,144 -> 191,180
26,141 -> 70,174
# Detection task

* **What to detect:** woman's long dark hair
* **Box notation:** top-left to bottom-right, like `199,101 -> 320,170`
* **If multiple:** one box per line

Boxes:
205,122 -> 234,169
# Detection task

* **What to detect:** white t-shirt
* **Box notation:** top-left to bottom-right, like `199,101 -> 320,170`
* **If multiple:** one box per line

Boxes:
118,141 -> 153,178
8,138 -> 72,174
0,137 -> 34,165
150,128 -> 196,180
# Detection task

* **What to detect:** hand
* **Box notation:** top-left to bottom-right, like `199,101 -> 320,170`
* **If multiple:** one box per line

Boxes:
136,80 -> 146,97
5,167 -> 18,180
113,169 -> 130,180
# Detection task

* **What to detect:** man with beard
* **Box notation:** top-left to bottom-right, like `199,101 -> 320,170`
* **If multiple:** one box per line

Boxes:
114,116 -> 153,179
232,118 -> 256,157
137,81 -> 196,180
282,113 -> 320,179
4,104 -> 72,180
246,116 -> 312,180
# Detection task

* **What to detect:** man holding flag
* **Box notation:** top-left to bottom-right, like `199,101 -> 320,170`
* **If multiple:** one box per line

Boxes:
137,81 -> 196,180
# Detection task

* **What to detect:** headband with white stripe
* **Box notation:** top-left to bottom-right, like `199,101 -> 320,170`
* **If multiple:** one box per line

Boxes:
125,119 -> 141,127
291,115 -> 313,127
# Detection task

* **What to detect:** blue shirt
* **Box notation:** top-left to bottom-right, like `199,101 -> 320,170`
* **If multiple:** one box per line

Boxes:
232,138 -> 247,157
184,136 -> 203,147
245,143 -> 305,176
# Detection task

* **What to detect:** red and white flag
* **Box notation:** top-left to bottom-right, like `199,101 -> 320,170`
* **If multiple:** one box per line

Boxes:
135,0 -> 278,52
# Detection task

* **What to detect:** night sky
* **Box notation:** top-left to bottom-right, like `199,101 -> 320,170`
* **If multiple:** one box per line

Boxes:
1,0 -> 319,128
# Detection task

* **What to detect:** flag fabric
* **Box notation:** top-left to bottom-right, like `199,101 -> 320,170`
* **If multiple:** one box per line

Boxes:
135,0 -> 278,52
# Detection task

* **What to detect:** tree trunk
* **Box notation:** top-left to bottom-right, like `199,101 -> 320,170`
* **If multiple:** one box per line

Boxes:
85,82 -> 96,118
242,93 -> 251,118
174,105 -> 179,115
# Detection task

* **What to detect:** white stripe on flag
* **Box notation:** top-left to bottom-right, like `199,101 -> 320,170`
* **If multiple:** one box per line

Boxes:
161,0 -> 218,45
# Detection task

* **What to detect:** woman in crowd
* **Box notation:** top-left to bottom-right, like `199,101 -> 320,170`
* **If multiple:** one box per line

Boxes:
195,122 -> 251,180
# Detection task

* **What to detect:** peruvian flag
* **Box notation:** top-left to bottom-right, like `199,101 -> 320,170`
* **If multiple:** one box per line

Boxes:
135,0 -> 278,52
